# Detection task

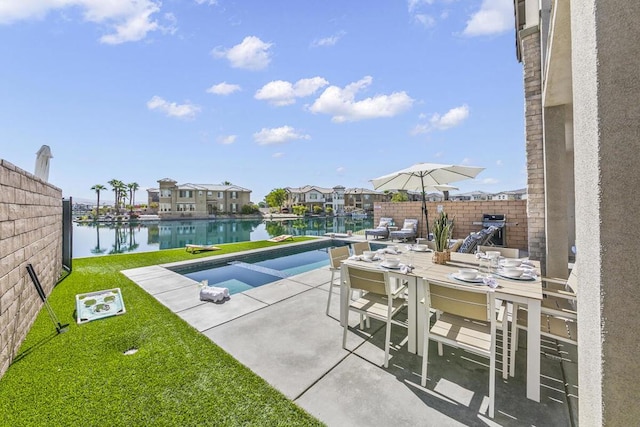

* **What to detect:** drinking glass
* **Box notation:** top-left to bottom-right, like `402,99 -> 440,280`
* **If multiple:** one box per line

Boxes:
487,254 -> 500,274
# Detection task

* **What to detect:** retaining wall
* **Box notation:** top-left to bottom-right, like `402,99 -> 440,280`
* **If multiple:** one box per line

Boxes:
0,160 -> 62,378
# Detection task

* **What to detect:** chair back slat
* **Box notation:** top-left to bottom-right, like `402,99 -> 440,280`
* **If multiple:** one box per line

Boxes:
345,265 -> 388,295
351,241 -> 371,256
329,246 -> 350,269
428,283 -> 489,321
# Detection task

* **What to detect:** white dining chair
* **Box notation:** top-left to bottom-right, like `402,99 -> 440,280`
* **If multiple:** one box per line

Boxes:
342,264 -> 408,368
326,246 -> 351,316
421,282 -> 506,418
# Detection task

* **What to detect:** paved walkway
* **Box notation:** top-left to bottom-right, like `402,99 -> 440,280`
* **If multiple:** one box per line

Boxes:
122,244 -> 578,427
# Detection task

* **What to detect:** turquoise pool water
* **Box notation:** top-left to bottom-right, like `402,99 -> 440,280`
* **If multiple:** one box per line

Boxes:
173,240 -> 385,295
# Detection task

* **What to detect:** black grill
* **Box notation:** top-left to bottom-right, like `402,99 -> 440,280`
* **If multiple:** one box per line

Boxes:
482,214 -> 506,246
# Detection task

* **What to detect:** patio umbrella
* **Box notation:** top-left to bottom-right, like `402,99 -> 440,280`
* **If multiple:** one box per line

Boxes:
370,163 -> 484,237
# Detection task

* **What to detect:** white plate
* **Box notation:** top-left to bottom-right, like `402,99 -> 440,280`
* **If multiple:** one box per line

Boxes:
495,271 -> 537,281
450,273 -> 485,284
380,262 -> 402,269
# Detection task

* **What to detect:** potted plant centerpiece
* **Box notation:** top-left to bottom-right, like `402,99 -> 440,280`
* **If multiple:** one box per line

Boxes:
432,211 -> 453,264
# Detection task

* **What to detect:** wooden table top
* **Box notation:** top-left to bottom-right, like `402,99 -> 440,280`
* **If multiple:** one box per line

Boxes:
342,250 -> 542,300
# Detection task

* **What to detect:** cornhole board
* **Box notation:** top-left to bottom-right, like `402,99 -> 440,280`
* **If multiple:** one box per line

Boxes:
76,288 -> 126,325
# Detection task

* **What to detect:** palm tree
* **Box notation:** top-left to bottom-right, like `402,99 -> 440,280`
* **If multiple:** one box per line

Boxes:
127,182 -> 140,214
91,184 -> 106,218
222,181 -> 232,185
108,179 -> 125,215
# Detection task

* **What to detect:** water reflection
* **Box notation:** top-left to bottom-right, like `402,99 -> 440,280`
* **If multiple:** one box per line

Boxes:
73,217 -> 373,258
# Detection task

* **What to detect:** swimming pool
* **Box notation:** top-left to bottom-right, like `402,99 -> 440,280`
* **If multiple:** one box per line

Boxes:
170,240 -> 384,295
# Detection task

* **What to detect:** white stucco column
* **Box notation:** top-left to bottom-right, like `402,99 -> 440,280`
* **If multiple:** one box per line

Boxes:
572,0 -> 640,424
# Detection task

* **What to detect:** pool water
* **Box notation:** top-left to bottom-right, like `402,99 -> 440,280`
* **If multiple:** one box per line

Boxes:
183,248 -> 331,294
177,240 -> 385,295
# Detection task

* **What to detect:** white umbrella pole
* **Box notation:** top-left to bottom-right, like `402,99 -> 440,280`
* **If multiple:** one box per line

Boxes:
420,175 -> 430,238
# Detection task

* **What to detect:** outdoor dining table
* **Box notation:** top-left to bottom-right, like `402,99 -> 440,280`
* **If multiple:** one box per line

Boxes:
339,249 -> 543,402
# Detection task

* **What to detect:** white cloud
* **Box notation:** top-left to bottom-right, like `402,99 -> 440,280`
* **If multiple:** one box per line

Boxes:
206,82 -> 241,95
194,0 -> 218,5
311,30 -> 346,47
161,12 -> 177,36
408,0 -> 434,13
430,104 -> 469,130
410,123 -> 429,135
336,166 -> 346,173
217,135 -> 237,145
411,104 -> 469,134
496,159 -> 503,166
414,14 -> 436,28
212,36 -> 272,70
146,95 -> 200,119
272,152 -> 284,158
0,0 -> 166,44
308,76 -> 413,123
461,157 -> 473,165
255,77 -> 329,106
463,0 -> 513,36
253,126 -> 311,145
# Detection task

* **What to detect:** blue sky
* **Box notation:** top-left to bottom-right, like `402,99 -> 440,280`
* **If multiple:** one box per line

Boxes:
0,0 -> 524,205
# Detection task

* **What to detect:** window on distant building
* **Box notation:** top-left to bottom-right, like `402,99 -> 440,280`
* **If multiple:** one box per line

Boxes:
218,192 -> 223,198
231,191 -> 237,199
160,189 -> 171,198
198,191 -> 203,196
231,203 -> 238,212
207,191 -> 212,196
310,194 -> 317,200
179,190 -> 193,198
219,203 -> 224,211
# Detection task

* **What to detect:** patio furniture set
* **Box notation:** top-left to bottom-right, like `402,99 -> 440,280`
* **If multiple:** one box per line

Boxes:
364,218 -> 419,242
326,242 -> 578,419
364,217 -> 501,255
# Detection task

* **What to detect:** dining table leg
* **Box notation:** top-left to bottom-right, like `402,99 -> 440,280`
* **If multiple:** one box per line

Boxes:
339,266 -> 348,327
416,277 -> 426,356
405,274 -> 417,354
526,298 -> 541,402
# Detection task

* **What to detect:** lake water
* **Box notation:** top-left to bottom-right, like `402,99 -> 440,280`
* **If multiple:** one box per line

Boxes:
72,217 -> 374,258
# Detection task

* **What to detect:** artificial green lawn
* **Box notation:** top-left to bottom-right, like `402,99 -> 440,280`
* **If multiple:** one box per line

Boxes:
0,237 -> 324,426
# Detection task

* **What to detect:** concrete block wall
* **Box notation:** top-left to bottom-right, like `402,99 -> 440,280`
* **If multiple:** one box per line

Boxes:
374,200 -> 528,250
0,160 -> 62,378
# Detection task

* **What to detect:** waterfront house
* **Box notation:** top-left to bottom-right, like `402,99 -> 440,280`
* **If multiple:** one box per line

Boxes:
284,185 -> 346,214
157,178 -> 251,219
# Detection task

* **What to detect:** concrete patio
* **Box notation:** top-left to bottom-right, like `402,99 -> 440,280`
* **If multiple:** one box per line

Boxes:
122,254 -> 578,426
